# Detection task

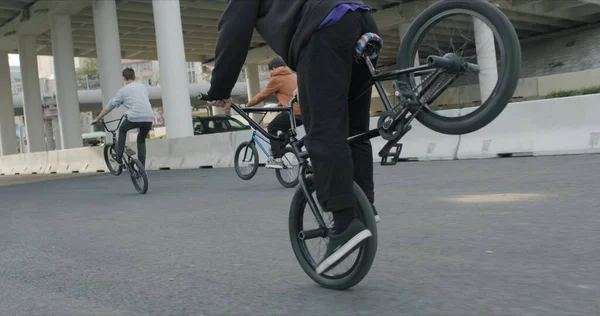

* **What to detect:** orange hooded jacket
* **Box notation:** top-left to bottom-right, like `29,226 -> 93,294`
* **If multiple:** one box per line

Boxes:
247,66 -> 300,116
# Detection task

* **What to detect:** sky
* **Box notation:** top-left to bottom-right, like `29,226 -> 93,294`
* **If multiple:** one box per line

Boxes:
9,54 -> 19,66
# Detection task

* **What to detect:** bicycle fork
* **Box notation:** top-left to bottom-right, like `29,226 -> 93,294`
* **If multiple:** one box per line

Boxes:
288,137 -> 329,241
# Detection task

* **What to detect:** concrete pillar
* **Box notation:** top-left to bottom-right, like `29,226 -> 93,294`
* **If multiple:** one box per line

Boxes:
153,0 -> 193,138
18,35 -> 47,152
17,117 -> 25,153
52,118 -> 61,150
0,53 -> 18,155
93,0 -> 124,143
473,17 -> 498,102
51,15 -> 82,149
245,64 -> 262,123
44,119 -> 55,150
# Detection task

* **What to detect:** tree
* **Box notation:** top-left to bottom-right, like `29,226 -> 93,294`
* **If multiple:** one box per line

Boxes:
76,58 -> 99,81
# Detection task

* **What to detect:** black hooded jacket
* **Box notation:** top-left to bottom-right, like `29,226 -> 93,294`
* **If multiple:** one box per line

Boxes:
207,0 -> 365,100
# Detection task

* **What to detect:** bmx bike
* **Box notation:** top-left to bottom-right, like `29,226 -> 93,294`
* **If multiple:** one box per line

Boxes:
233,107 -> 303,188
92,116 -> 149,194
201,0 -> 521,290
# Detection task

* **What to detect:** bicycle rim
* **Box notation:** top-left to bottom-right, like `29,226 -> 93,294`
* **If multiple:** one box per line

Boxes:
289,176 -> 377,290
129,159 -> 148,194
397,0 -> 521,135
234,141 -> 259,180
275,148 -> 300,188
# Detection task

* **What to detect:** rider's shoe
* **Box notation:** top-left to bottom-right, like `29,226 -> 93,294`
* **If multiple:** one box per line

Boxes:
265,158 -> 284,169
372,204 -> 380,223
315,218 -> 372,275
115,156 -> 123,165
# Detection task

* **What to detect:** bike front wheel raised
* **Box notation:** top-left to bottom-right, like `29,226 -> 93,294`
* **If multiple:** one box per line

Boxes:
103,144 -> 123,175
234,141 -> 259,180
129,159 -> 148,194
396,0 -> 521,135
288,175 -> 378,290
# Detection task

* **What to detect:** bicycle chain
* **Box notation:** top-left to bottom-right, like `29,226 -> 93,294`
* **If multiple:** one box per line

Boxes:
412,70 -> 437,94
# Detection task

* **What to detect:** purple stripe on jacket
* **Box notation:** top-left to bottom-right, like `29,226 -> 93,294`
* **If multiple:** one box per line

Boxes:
318,3 -> 370,29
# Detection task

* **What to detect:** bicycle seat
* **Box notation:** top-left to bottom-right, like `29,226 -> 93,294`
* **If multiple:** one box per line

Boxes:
355,32 -> 383,61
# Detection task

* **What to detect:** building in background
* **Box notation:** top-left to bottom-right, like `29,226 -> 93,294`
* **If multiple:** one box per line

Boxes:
122,59 -> 159,86
10,65 -> 22,95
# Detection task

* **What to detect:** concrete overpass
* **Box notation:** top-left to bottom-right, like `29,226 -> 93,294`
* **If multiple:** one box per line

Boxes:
1,0 -> 600,156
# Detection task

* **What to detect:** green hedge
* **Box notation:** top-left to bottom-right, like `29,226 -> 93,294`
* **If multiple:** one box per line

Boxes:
545,86 -> 600,99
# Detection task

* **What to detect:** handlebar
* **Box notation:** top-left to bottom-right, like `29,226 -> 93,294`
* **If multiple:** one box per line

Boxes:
197,93 -> 298,113
91,116 -> 125,133
197,92 -> 299,143
197,92 -> 211,101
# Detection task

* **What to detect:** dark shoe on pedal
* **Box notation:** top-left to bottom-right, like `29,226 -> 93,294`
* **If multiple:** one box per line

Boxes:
315,218 -> 372,275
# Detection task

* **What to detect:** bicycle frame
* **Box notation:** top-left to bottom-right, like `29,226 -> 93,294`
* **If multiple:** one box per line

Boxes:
100,116 -> 125,144
98,116 -> 137,170
222,52 -> 475,234
251,130 -> 272,159
231,106 -> 298,145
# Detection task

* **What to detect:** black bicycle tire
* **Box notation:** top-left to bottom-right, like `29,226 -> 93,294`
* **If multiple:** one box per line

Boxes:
104,144 -> 123,176
130,159 -> 148,194
275,147 -> 300,188
396,0 -> 521,135
234,141 -> 259,180
288,175 -> 377,290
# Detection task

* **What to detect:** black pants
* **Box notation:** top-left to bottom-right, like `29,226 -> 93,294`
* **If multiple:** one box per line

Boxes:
117,119 -> 153,166
297,10 -> 377,212
267,112 -> 303,158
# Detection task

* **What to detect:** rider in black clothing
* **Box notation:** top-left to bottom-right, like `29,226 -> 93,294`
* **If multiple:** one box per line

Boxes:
205,0 -> 379,275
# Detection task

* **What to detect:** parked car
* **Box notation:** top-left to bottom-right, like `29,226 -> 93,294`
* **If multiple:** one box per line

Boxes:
192,115 -> 250,135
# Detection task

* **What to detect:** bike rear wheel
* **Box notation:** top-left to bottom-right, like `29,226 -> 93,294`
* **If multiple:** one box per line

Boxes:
396,0 -> 521,135
103,144 -> 123,175
289,175 -> 377,290
129,159 -> 148,194
234,141 -> 259,180
275,147 -> 300,188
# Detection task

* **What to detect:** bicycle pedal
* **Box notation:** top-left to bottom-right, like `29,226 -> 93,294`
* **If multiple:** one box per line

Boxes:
125,148 -> 136,156
393,81 -> 421,110
380,144 -> 403,166
393,81 -> 417,98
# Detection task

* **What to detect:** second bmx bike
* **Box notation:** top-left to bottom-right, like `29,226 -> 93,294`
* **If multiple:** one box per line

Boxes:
234,107 -> 303,188
94,116 -> 149,194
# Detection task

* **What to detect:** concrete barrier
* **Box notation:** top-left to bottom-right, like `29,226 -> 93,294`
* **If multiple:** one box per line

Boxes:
176,132 -> 240,169
147,130 -> 267,170
4,94 -> 600,177
369,110 -> 462,162
55,150 -> 72,174
63,147 -> 106,173
456,94 -> 600,159
145,139 -> 170,170
66,148 -> 89,173
23,152 -> 48,175
0,154 -> 25,175
85,147 -> 108,173
45,151 -> 60,174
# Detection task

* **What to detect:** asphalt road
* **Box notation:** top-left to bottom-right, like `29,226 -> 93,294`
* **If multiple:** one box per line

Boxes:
0,173 -> 96,187
1,155 -> 599,315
